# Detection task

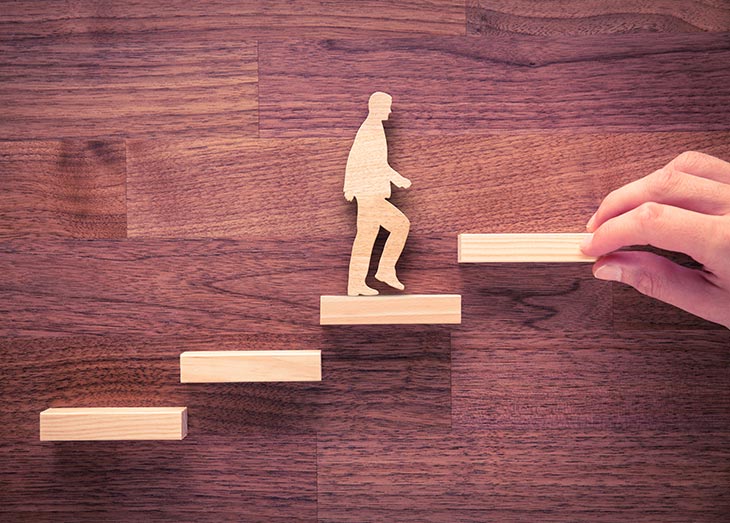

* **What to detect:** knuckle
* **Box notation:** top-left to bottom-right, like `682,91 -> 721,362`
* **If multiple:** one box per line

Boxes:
673,150 -> 706,172
649,166 -> 681,195
635,202 -> 663,228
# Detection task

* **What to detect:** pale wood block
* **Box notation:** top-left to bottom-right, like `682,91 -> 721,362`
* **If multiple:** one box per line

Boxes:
180,350 -> 322,383
320,295 -> 461,325
40,407 -> 188,441
458,233 -> 597,263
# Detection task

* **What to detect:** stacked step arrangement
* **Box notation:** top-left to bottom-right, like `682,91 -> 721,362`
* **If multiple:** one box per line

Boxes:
40,233 -> 592,441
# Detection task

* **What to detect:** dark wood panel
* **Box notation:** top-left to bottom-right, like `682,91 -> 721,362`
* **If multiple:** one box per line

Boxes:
592,133 -> 730,197
452,330 -> 730,431
127,133 -> 730,239
0,237 -> 459,337
612,281 -> 727,330
0,141 -> 126,238
0,0 -> 465,39
0,236 -> 613,337
259,34 -> 730,136
0,34 -> 257,140
0,435 -> 316,521
318,430 -> 730,522
0,331 -> 450,436
459,263 -> 613,332
467,0 -> 730,35
126,133 -> 601,238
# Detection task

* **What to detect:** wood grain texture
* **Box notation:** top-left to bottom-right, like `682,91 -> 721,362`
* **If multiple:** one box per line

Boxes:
128,132 -> 730,240
3,2 -> 730,520
460,263 -> 613,332
318,430 -> 730,522
612,280 -> 728,330
458,233 -> 595,262
467,0 -> 730,36
126,133 -> 602,238
0,141 -> 126,238
180,350 -> 322,383
0,332 -> 451,437
452,330 -> 730,431
0,434 -> 316,521
40,407 -> 188,441
0,236 -> 458,337
0,34 -> 257,140
320,295 -> 461,325
0,0 -> 466,39
259,34 -> 730,136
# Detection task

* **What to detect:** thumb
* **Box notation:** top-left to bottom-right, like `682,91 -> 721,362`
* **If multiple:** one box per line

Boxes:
592,251 -> 728,328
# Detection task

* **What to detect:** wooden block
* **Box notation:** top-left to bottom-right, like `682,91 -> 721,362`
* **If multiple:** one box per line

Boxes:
458,233 -> 596,263
40,407 -> 188,441
320,295 -> 461,325
180,350 -> 322,383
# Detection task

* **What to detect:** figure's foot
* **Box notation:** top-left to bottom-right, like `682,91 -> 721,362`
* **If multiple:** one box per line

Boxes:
348,283 -> 379,296
375,269 -> 405,291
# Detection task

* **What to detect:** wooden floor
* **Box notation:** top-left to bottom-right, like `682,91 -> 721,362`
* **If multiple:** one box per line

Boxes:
2,1 -> 730,521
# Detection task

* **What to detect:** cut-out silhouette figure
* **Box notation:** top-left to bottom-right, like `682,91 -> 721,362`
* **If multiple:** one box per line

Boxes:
344,92 -> 411,296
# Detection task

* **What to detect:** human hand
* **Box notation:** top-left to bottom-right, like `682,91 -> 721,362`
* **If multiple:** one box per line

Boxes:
580,151 -> 730,329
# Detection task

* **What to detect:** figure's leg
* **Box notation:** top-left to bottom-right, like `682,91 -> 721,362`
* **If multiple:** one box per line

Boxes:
348,199 -> 381,296
374,199 -> 410,291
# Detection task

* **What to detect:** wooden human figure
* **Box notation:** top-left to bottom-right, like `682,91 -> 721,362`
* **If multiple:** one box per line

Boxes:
344,92 -> 411,296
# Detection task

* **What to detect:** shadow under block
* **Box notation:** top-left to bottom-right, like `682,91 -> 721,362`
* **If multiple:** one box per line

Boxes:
320,295 -> 461,325
180,350 -> 322,383
458,233 -> 596,263
39,407 -> 188,441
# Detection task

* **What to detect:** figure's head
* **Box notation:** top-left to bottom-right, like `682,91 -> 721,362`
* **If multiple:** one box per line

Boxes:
368,92 -> 392,121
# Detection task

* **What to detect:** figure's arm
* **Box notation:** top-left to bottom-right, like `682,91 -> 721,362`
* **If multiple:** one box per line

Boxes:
390,168 -> 411,189
344,173 -> 355,201
344,160 -> 355,201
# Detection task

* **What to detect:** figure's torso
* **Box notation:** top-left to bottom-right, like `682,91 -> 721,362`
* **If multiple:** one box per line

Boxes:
344,119 -> 392,199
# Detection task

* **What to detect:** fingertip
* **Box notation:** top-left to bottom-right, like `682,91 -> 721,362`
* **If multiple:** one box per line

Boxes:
586,212 -> 597,232
593,263 -> 622,282
579,232 -> 594,254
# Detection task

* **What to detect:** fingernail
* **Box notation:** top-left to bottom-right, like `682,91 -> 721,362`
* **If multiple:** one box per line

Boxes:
594,264 -> 622,282
579,233 -> 592,252
586,212 -> 597,231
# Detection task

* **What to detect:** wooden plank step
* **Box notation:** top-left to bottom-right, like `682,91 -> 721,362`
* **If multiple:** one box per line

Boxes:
180,350 -> 322,383
458,233 -> 596,263
40,407 -> 188,441
320,295 -> 461,325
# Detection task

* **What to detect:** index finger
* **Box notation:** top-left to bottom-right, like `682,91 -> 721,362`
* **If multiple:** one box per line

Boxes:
668,150 -> 730,184
581,202 -> 722,267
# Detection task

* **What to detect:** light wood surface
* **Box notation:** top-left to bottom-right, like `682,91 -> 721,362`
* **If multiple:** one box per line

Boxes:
458,233 -> 597,263
180,350 -> 322,383
346,92 -> 411,296
320,295 -> 461,325
40,407 -> 188,441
